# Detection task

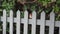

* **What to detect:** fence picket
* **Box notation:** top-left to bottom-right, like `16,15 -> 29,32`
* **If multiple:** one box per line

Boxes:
16,10 -> 20,34
9,10 -> 13,34
40,11 -> 45,34
23,11 -> 28,34
0,10 -> 60,34
31,11 -> 36,34
3,9 -> 7,34
49,11 -> 55,34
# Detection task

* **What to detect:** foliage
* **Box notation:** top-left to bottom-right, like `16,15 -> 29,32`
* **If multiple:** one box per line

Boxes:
0,0 -> 60,33
2,0 -> 15,13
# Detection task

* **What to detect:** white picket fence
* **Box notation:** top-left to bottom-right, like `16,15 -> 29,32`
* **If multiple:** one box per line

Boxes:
0,9 -> 60,34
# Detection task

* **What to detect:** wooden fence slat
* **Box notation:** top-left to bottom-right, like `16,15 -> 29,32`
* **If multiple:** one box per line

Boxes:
23,11 -> 28,34
3,9 -> 7,34
49,11 -> 55,34
16,10 -> 20,34
9,10 -> 13,34
31,11 -> 36,34
40,11 -> 45,34
0,10 -> 60,34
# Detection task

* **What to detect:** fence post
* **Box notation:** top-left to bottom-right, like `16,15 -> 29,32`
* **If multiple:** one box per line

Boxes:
49,11 -> 55,34
3,9 -> 7,34
9,10 -> 13,34
16,10 -> 20,34
31,11 -> 36,34
40,11 -> 45,34
23,10 -> 28,34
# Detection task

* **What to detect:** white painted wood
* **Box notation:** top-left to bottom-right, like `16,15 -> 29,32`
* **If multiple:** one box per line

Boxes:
3,9 -> 6,34
31,11 -> 36,34
55,21 -> 60,27
23,11 -> 28,34
0,10 -> 60,34
16,10 -> 20,34
1,16 -> 60,27
49,11 -> 55,34
59,27 -> 60,34
9,10 -> 13,34
40,11 -> 45,34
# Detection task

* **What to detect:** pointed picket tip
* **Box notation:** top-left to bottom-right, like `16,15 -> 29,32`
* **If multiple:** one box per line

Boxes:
3,9 -> 6,16
10,10 -> 13,13
24,10 -> 28,16
17,10 -> 20,18
24,10 -> 28,13
3,9 -> 6,14
24,10 -> 28,19
50,11 -> 55,21
41,11 -> 45,20
17,10 -> 20,15
32,11 -> 36,16
17,10 -> 20,12
50,11 -> 54,13
3,9 -> 6,12
32,11 -> 36,19
50,11 -> 55,15
41,11 -> 45,14
10,10 -> 13,17
24,10 -> 28,15
50,9 -> 55,15
32,11 -> 36,14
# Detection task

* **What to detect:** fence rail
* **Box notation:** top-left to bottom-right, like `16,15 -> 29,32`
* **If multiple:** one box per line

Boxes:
0,9 -> 60,34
